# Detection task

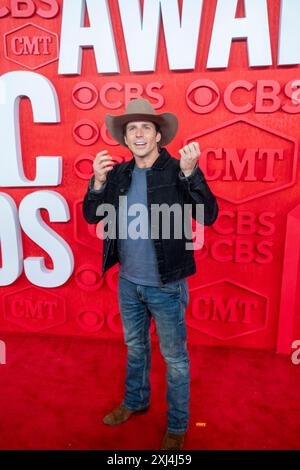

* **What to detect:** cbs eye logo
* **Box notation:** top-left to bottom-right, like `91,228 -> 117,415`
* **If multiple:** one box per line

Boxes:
72,82 -> 99,110
186,79 -> 220,114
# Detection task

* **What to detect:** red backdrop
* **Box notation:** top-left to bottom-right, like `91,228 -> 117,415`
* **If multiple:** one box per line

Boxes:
0,0 -> 299,355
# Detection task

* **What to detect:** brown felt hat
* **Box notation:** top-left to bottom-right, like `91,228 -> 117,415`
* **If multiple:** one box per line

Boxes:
105,98 -> 178,147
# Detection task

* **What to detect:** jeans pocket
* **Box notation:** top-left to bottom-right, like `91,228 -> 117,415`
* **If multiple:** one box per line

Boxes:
159,282 -> 181,294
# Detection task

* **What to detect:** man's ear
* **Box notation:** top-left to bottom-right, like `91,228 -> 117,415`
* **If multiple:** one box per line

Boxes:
156,131 -> 162,144
124,134 -> 128,146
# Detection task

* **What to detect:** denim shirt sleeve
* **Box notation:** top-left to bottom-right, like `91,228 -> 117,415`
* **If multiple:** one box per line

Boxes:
83,175 -> 109,224
178,164 -> 199,181
88,175 -> 107,194
178,163 -> 219,226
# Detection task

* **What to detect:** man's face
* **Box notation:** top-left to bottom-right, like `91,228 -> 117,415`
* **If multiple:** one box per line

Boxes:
124,121 -> 161,157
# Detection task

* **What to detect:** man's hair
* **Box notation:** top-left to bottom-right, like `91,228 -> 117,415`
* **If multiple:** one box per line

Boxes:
123,121 -> 162,152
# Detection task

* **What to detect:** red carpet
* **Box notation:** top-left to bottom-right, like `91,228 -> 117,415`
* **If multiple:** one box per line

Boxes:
0,332 -> 299,450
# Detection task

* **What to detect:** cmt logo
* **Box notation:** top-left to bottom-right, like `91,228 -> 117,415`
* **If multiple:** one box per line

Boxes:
185,118 -> 297,205
4,23 -> 59,70
0,340 -> 6,365
3,286 -> 66,332
187,279 -> 269,341
11,299 -> 57,319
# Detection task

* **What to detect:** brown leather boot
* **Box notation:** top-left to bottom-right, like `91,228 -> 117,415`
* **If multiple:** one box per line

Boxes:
161,431 -> 185,450
102,405 -> 149,426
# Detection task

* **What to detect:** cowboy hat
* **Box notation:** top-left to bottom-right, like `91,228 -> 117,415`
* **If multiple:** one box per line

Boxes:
105,98 -> 178,147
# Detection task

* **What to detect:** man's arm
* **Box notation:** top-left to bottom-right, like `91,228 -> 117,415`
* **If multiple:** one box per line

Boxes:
178,142 -> 219,226
82,151 -> 115,224
178,164 -> 219,225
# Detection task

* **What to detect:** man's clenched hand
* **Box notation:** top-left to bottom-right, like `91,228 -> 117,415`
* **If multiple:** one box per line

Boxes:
179,142 -> 201,177
92,150 -> 114,190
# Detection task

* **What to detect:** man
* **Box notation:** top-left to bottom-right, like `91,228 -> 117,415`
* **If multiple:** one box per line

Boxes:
82,98 -> 219,450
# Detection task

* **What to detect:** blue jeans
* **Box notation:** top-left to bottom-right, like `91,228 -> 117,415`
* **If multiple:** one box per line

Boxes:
118,275 -> 190,434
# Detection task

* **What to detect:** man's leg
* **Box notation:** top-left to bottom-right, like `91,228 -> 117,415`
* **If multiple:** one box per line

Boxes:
118,276 -> 152,411
146,279 -> 190,435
